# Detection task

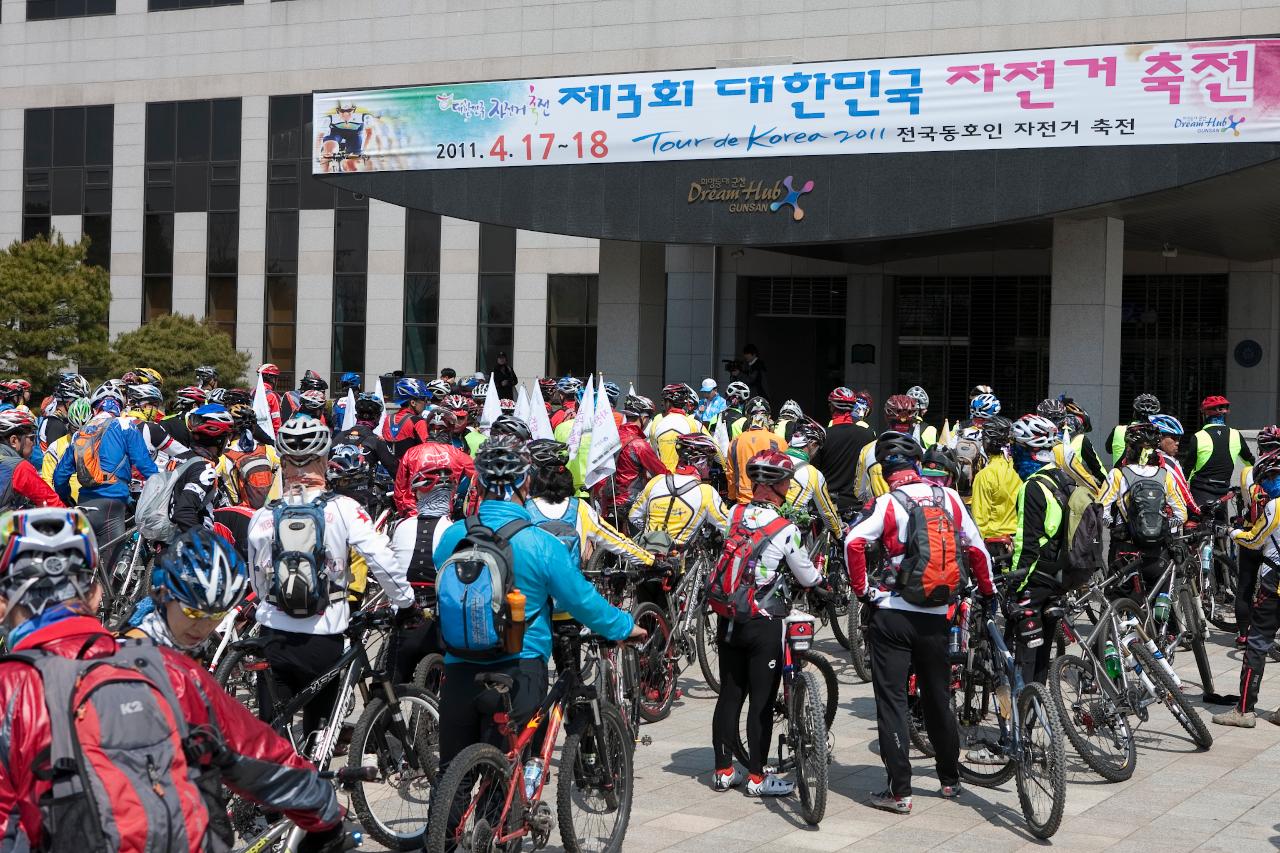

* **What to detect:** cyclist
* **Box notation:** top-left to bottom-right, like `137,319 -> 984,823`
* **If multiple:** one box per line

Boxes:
245,415 -> 413,737
595,394 -> 669,531
280,371 -> 328,425
711,449 -> 825,798
783,418 -> 842,539
773,399 -> 804,443
715,380 -> 752,437
0,410 -> 63,510
257,363 -> 283,433
39,397 -> 90,502
845,432 -> 996,814
125,383 -> 165,423
383,377 -> 431,460
1186,394 -> 1254,509
1042,397 -> 1107,496
431,438 -> 642,768
726,399 -> 785,504
970,415 -> 1019,554
1099,420 -> 1188,588
817,387 -> 876,516
696,378 -> 728,427
920,445 -> 959,487
394,409 -> 475,518
852,390 -> 874,430
1214,451 -> 1280,728
905,385 -> 938,447
330,371 -> 363,426
168,405 -> 236,535
630,433 -> 730,548
36,372 -> 88,455
550,377 -> 581,431
855,394 -> 920,506
194,364 -> 219,390
170,385 -> 208,419
649,384 -> 706,471
0,507 -> 345,852
1106,393 -> 1161,465
1235,426 -> 1280,646
1150,413 -> 1199,518
333,392 -> 399,478
319,102 -> 374,171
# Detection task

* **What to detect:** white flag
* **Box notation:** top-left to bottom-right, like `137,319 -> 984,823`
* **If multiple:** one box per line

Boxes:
480,373 -> 502,432
713,412 -> 730,457
373,377 -> 388,433
252,373 -> 276,441
628,383 -> 637,399
514,383 -> 532,425
586,378 -> 622,487
528,382 -> 555,440
338,388 -> 357,431
567,375 -> 594,457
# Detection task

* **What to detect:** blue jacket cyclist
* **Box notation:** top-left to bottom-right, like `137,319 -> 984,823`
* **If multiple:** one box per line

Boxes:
432,436 -> 642,768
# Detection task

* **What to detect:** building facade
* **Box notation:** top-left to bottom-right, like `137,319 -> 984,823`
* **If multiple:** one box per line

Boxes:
5,0 -> 1280,438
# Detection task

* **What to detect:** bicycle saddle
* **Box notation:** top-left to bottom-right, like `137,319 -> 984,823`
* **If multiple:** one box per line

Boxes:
231,636 -> 275,654
475,672 -> 515,691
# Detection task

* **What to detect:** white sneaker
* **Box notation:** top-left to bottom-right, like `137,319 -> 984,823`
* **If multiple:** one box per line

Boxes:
965,745 -> 1006,765
745,774 -> 794,797
713,766 -> 745,791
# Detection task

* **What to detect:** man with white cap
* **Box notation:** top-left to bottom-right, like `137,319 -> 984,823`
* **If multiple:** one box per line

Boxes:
695,378 -> 727,426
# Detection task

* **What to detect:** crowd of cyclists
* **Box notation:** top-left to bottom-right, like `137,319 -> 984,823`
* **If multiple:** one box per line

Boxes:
0,358 -> 1269,850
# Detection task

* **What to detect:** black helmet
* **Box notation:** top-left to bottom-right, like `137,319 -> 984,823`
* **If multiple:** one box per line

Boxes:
874,431 -> 923,467
528,439 -> 569,468
1124,420 -> 1160,449
474,439 -> 531,492
981,415 -> 1013,446
1036,398 -> 1067,425
1132,393 -> 1161,416
300,369 -> 329,393
922,446 -> 959,482
623,395 -> 655,418
790,417 -> 826,448
354,393 -> 383,422
194,365 -> 218,383
490,414 -> 532,443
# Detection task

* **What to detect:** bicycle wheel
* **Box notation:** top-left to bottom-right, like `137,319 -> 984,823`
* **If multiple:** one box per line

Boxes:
1048,654 -> 1136,783
798,649 -> 838,731
632,603 -> 676,723
1015,682 -> 1066,840
846,602 -> 872,683
695,605 -> 720,694
1204,553 -> 1239,633
790,670 -> 828,826
349,684 -> 440,850
214,645 -> 265,721
412,652 -> 445,697
824,567 -> 852,651
1176,587 -> 1215,693
1127,640 -> 1213,749
557,703 -> 634,853
955,668 -> 1017,787
908,675 -> 934,757
423,742 -> 511,853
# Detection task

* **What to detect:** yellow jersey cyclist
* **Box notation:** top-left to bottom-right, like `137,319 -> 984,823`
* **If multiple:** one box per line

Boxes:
1040,397 -> 1107,496
856,394 -> 921,505
782,417 -> 843,539
630,433 -> 730,549
970,415 -> 1020,560
1235,426 -> 1280,647
649,384 -> 708,471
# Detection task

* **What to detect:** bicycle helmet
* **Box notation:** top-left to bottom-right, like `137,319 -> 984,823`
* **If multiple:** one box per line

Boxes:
471,383 -> 489,401
1036,397 -> 1067,425
874,431 -> 924,466
969,393 -> 1001,419
1258,425 -> 1280,454
602,382 -> 621,405
745,397 -> 772,429
922,445 -> 959,482
1123,420 -> 1160,450
852,391 -> 873,419
623,394 -> 656,419
442,394 -> 470,416
408,445 -> 456,492
133,367 -> 164,387
905,386 -> 930,412
528,439 -> 570,468
194,365 -> 219,385
354,392 -> 383,422
981,414 -> 1014,446
490,414 -> 532,442
662,384 -> 687,408
127,384 -> 164,406
0,508 -> 98,615
745,449 -> 796,485
1148,414 -> 1184,436
299,370 -> 328,393
556,377 -> 583,396
258,363 -> 280,380
1062,398 -> 1093,433
499,399 -> 516,415
0,409 -> 36,439
187,405 -> 235,444
65,397 -> 91,430
681,384 -> 700,411
675,433 -> 719,462
726,381 -> 751,405
790,417 -> 827,449
1011,414 -> 1059,449
827,386 -> 857,413
1132,393 -> 1161,416
206,388 -> 226,404
1201,395 -> 1230,414
54,373 -> 90,403
221,387 -> 251,409
9,380 -> 30,395
778,399 -> 803,421
473,439 -> 532,493
297,389 -> 327,413
277,415 -> 331,464
423,407 -> 457,440
884,394 -> 918,424
339,371 -> 361,390
0,381 -> 23,404
394,377 -> 430,404
90,382 -> 125,411
327,444 -> 370,488
537,378 -> 558,401
1252,450 -> 1280,484
154,527 -> 248,616
426,379 -> 452,400
173,386 -> 208,411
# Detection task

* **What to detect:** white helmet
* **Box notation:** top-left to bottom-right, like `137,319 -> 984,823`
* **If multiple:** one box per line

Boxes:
905,386 -> 929,411
779,399 -> 803,421
1011,414 -> 1059,449
277,415 -> 331,464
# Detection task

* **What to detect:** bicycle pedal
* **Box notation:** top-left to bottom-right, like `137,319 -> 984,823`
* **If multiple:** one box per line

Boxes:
639,735 -> 653,747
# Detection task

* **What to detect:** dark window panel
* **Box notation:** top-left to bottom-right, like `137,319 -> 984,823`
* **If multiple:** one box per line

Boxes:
82,214 -> 111,271
52,109 -> 85,168
264,324 -> 296,373
334,190 -> 368,210
207,212 -> 238,274
333,275 -> 366,324
331,324 -> 366,375
478,223 -> 516,274
86,0 -> 113,13
25,0 -> 56,20
269,95 -> 302,161
84,106 -> 114,166
23,188 -> 50,216
548,274 -> 589,326
149,0 -> 179,8
23,216 -> 50,243
333,208 -> 368,274
176,101 -> 211,163
299,172 -> 334,210
209,162 -> 239,184
269,161 -> 298,181
146,103 -> 176,163
268,181 -> 299,213
403,325 -> 438,376
301,95 -> 314,140
264,276 -> 297,323
207,275 -> 237,338
404,274 -> 439,325
211,100 -> 242,162
24,110 -> 52,169
209,183 -> 239,213
265,211 -> 298,274
143,277 -> 173,323
145,165 -> 173,186
145,184 -> 174,214
476,326 -> 513,375
144,213 -> 174,275
174,162 -> 209,212
84,167 -> 111,188
83,187 -> 111,215
478,274 -> 514,325
546,326 -> 596,379
24,170 -> 49,189
405,209 -> 441,273
50,169 -> 83,216
52,0 -> 87,18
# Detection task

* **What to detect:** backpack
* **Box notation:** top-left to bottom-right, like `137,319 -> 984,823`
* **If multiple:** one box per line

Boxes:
953,434 -> 985,495
72,416 -> 123,487
436,516 -> 531,660
888,486 -> 965,606
1122,468 -> 1168,546
526,498 -> 582,562
2,639 -> 228,853
1031,469 -> 1104,590
267,495 -> 337,618
0,454 -> 24,510
226,446 -> 277,510
134,457 -> 204,542
706,505 -> 792,622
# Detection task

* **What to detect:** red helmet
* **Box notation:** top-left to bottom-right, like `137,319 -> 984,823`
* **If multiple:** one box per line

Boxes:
746,449 -> 796,484
1201,395 -> 1230,413
0,409 -> 36,438
499,399 -> 516,413
537,378 -> 558,401
884,394 -> 918,424
258,363 -> 280,378
1259,425 -> 1280,454
188,406 -> 235,441
675,433 -> 719,462
827,386 -> 857,412
442,394 -> 470,415
407,444 -> 458,491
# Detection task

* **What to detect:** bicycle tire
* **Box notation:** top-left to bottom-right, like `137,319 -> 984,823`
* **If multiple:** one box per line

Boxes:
1127,639 -> 1213,749
1048,654 -> 1135,783
1015,682 -> 1066,840
799,649 -> 839,731
423,742 -> 511,853
557,703 -> 634,853
908,677 -> 934,757
824,566 -> 852,650
631,603 -> 676,723
695,605 -> 720,694
1175,587 -> 1215,693
1205,553 -> 1239,633
349,684 -> 439,850
846,602 -> 872,683
790,670 -> 828,826
730,653 -> 837,769
214,645 -> 264,721
411,652 -> 445,697
955,671 -> 1017,787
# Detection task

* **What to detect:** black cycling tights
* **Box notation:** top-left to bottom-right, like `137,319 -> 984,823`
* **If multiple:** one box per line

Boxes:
711,617 -> 783,776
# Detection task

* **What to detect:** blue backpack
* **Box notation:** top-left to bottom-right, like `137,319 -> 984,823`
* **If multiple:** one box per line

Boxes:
525,498 -> 582,565
437,516 -> 531,660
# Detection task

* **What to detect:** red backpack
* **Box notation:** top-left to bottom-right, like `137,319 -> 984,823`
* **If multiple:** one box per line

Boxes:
706,505 -> 792,622
888,486 -> 966,606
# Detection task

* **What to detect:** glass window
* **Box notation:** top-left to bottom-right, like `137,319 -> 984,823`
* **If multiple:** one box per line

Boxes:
22,217 -> 50,243
265,276 -> 297,323
545,274 -> 599,377
299,174 -> 333,210
479,223 -> 515,274
146,103 -> 176,164
49,169 -> 82,216
265,212 -> 298,274
405,209 -> 441,274
24,110 -> 52,169
478,274 -> 514,325
52,109 -> 84,168
207,212 -> 238,275
264,323 -> 296,373
405,274 -> 439,325
333,208 -> 368,274
331,324 -> 366,377
143,277 -> 172,322
404,326 -> 438,376
333,275 -> 367,324
174,162 -> 209,212
210,100 -> 241,162
476,326 -> 514,375
269,96 -> 301,161
207,276 -> 237,340
27,0 -> 113,20
176,102 -> 211,163
547,326 -> 596,379
84,106 -> 113,166
82,214 -> 111,270
144,214 -> 174,275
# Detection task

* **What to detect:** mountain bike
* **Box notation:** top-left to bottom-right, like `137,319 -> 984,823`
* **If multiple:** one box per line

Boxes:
234,787 -> 367,853
423,626 -> 635,853
1196,490 -> 1241,633
97,526 -> 155,631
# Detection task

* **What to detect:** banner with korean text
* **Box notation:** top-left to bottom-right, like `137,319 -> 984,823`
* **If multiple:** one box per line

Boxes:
314,39 -> 1278,173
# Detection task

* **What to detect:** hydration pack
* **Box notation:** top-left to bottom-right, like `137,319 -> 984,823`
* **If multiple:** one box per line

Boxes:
1122,468 -> 1168,546
952,434 -> 985,496
436,516 -> 530,660
526,498 -> 582,563
134,457 -> 204,542
706,505 -> 791,622
267,495 -> 336,618
889,486 -> 965,606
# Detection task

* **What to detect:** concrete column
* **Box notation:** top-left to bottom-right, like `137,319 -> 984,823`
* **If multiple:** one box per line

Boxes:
1049,216 -> 1124,443
1226,267 -> 1280,426
0,0 -> 24,24
294,209 -> 334,380
110,103 -> 146,339
237,96 -> 268,365
512,267 -> 548,386
437,217 -> 479,374
598,240 -> 666,397
664,245 -> 715,385
0,108 -> 24,246
170,211 -> 207,319
846,271 -> 892,406
365,199 -> 406,380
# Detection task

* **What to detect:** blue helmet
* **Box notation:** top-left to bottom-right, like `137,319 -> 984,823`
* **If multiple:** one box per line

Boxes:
1148,413 -> 1184,436
394,377 -> 430,404
154,527 -> 248,614
970,393 -> 1002,419
602,381 -> 621,404
340,371 -> 362,390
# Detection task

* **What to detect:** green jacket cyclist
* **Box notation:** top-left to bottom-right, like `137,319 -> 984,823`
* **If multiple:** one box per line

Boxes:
1105,393 -> 1160,466
1184,394 -> 1254,509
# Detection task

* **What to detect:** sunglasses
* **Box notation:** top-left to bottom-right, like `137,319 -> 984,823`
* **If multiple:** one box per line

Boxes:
180,605 -> 231,622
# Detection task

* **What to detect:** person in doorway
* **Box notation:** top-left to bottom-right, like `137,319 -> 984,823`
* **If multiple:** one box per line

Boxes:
738,344 -> 768,401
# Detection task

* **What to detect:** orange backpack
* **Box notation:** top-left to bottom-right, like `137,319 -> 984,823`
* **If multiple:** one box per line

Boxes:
71,416 -> 120,487
888,486 -> 966,606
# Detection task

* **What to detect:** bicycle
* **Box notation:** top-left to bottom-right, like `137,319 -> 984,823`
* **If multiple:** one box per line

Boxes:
96,526 -> 155,631
217,606 -> 439,850
423,625 -> 635,853
1135,532 -> 1215,694
234,779 -> 368,853
1195,490 -> 1242,634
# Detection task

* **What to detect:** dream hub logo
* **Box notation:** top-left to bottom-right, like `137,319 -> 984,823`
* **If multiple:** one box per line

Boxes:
1173,113 -> 1246,136
770,176 -> 815,221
